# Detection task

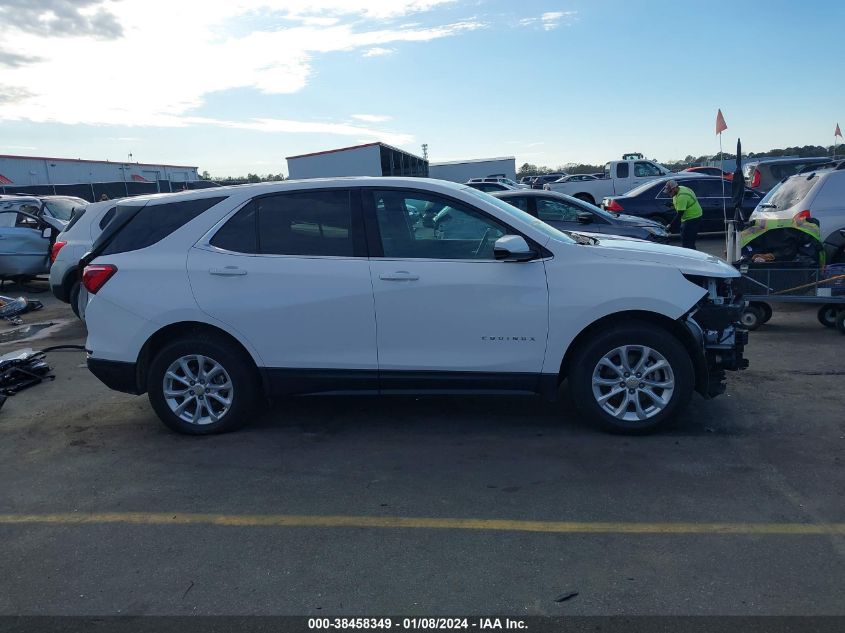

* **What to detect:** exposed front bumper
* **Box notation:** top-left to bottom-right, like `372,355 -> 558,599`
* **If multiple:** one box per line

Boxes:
686,300 -> 749,398
87,356 -> 143,395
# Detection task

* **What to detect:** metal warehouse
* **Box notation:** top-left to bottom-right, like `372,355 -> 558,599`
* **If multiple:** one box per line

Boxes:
0,154 -> 199,199
428,156 -> 516,183
286,142 -> 428,179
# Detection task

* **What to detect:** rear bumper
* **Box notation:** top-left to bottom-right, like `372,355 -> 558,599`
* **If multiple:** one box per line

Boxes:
87,356 -> 143,395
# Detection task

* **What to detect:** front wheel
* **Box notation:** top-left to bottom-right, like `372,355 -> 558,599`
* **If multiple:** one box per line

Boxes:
568,322 -> 694,434
147,334 -> 258,435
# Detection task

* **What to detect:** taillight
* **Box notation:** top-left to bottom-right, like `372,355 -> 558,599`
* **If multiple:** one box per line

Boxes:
793,210 -> 811,222
50,240 -> 67,264
82,264 -> 117,294
750,169 -> 761,188
605,200 -> 624,212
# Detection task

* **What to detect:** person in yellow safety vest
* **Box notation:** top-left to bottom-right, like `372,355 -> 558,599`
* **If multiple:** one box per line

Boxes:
664,179 -> 703,250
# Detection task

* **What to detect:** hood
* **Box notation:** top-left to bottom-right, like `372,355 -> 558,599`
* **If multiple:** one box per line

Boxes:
576,233 -> 738,278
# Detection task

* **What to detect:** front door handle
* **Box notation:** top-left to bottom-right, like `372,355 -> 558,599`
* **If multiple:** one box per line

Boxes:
379,271 -> 419,281
209,267 -> 247,276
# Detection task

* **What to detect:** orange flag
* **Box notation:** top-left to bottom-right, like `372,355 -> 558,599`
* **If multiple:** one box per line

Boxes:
716,109 -> 728,135
836,123 -> 842,138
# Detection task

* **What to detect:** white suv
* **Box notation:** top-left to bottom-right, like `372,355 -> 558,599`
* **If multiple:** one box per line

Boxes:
82,178 -> 748,435
50,200 -> 119,318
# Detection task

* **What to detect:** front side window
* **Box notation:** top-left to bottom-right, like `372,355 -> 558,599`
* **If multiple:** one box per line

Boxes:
372,190 -> 507,260
634,162 -> 663,178
536,198 -> 581,222
258,190 -> 353,256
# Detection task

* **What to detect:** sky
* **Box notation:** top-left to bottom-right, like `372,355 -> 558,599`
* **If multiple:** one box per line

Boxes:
1,0 -> 844,177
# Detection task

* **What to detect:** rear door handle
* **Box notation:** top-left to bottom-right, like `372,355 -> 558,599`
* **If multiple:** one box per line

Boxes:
209,267 -> 247,276
379,271 -> 419,281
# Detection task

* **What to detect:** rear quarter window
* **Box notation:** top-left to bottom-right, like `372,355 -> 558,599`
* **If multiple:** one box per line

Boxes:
101,196 -> 227,255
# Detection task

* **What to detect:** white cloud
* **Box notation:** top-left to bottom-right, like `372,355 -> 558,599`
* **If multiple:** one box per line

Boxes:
362,47 -> 396,57
519,10 -> 577,31
0,0 -> 479,140
351,114 -> 392,122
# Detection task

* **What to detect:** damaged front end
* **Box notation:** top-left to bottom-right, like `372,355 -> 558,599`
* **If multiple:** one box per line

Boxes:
683,275 -> 749,398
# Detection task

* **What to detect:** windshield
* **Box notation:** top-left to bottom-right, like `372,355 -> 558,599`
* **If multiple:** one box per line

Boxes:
461,186 -> 575,244
768,174 -> 820,211
45,197 -> 87,221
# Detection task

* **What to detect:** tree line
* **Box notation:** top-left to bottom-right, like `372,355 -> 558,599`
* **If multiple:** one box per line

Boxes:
517,144 -> 843,178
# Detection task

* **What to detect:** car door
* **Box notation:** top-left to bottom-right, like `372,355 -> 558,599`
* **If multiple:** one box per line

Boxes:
684,179 -> 727,231
0,204 -> 51,276
364,188 -> 549,390
187,189 -> 378,390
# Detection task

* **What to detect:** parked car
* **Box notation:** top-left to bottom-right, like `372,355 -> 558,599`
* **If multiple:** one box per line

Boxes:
544,159 -> 673,205
491,190 -> 669,242
683,166 -> 733,180
518,176 -> 536,185
467,177 -> 529,189
81,178 -> 747,436
50,199 -> 121,318
0,196 -> 77,278
749,164 -> 845,258
602,176 -> 762,232
552,174 -> 599,184
743,157 -> 832,193
465,181 -> 519,192
530,174 -> 568,189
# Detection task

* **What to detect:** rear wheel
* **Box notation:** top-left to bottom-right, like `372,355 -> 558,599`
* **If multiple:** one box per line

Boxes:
817,304 -> 838,328
574,193 -> 595,205
836,310 -> 845,335
147,334 -> 258,435
567,322 -> 694,434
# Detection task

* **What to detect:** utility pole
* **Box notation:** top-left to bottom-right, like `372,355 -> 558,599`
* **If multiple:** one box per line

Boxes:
421,144 -> 428,160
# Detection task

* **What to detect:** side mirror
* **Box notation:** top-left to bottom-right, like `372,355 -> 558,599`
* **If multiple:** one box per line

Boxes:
494,235 -> 537,262
576,211 -> 594,224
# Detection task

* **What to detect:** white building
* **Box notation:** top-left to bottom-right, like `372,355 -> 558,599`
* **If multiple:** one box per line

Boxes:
428,157 -> 516,183
287,142 -> 428,179
0,154 -> 199,188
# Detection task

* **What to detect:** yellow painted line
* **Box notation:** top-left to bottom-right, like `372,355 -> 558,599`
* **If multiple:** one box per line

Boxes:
0,513 -> 842,535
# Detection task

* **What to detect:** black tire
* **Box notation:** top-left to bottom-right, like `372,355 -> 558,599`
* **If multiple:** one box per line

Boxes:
817,304 -> 838,328
567,321 -> 695,434
740,305 -> 764,331
69,281 -> 82,319
147,333 -> 259,435
751,301 -> 772,324
574,193 -> 595,205
836,310 -> 845,335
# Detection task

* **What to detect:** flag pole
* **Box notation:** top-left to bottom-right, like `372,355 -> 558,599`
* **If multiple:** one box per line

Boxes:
720,131 -> 728,256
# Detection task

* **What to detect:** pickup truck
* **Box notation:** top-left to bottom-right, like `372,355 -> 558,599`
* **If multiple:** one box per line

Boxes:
543,159 -> 673,206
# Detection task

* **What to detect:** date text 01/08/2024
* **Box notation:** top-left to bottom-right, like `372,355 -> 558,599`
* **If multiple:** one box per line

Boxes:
307,618 -> 528,630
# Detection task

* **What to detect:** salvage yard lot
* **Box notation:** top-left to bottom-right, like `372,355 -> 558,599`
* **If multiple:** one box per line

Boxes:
0,238 -> 843,616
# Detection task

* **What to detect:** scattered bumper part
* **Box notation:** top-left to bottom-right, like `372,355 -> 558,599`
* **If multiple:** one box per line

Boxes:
0,295 -> 44,326
0,348 -> 53,401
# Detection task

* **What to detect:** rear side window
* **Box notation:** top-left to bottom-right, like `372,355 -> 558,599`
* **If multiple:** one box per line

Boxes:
210,202 -> 258,253
258,190 -> 354,256
616,163 -> 629,178
101,196 -> 226,255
